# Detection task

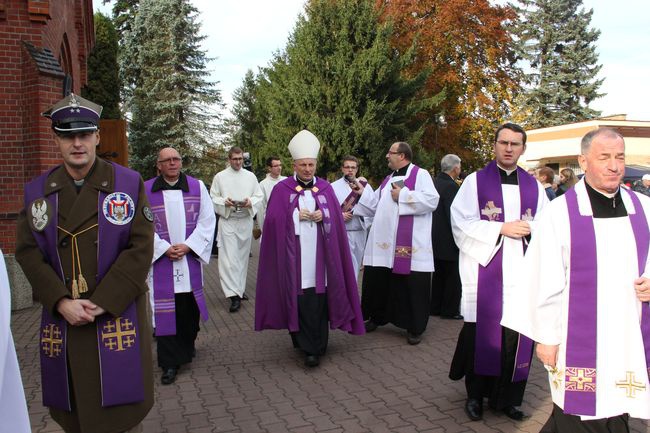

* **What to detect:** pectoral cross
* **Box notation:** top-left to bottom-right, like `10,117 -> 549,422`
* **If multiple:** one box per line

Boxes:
174,269 -> 184,282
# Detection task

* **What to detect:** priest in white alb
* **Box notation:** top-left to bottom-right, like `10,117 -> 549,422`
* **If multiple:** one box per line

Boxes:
331,155 -> 371,278
258,156 -> 286,234
355,141 -> 439,345
146,147 -> 215,385
502,128 -> 650,432
450,123 -> 548,422
0,251 -> 30,433
210,147 -> 263,313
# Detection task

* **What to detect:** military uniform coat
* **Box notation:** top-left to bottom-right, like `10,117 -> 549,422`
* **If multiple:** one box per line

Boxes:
16,158 -> 154,433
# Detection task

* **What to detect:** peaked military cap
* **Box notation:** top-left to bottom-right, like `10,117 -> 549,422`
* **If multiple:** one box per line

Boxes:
42,93 -> 103,134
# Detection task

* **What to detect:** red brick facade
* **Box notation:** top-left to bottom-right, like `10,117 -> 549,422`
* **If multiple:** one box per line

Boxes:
0,0 -> 94,253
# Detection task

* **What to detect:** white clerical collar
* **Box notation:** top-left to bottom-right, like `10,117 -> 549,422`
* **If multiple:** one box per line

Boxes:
496,163 -> 517,176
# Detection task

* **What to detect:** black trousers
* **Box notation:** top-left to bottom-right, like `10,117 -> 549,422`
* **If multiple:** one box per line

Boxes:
361,266 -> 431,335
156,293 -> 200,369
541,404 -> 630,433
449,322 -> 528,409
430,258 -> 461,316
290,287 -> 329,356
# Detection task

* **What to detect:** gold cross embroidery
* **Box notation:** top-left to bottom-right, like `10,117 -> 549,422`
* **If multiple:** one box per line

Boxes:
101,318 -> 137,352
565,367 -> 596,392
41,323 -> 63,358
616,371 -> 647,398
395,246 -> 412,258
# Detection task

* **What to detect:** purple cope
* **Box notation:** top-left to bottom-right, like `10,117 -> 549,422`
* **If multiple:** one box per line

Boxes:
254,176 -> 364,335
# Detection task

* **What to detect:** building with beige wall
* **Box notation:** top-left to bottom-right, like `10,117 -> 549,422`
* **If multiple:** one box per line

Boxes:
520,115 -> 650,175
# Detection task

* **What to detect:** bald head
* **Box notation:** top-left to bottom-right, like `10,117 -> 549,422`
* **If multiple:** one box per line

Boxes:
157,147 -> 183,183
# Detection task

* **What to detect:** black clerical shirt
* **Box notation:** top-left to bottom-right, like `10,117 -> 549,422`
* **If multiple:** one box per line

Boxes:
391,163 -> 411,177
151,173 -> 189,192
584,181 -> 627,218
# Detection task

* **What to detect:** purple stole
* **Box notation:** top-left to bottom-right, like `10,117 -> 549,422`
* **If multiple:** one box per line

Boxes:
475,160 -> 537,380
24,163 -> 145,410
145,175 -> 209,336
564,186 -> 650,415
287,177 -> 332,296
378,165 -> 420,274
340,180 -> 368,212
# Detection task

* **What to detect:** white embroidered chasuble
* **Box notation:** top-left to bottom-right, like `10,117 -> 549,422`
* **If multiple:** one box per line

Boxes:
502,180 -> 650,420
355,164 -> 439,272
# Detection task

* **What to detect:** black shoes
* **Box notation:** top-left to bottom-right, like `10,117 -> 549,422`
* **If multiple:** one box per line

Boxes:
464,398 -> 483,421
407,332 -> 422,345
161,367 -> 178,385
501,406 -> 527,421
229,296 -> 241,312
441,314 -> 464,320
364,320 -> 379,333
305,355 -> 320,367
241,293 -> 249,301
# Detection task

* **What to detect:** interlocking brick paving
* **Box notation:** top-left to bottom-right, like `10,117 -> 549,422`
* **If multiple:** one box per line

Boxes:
11,242 -> 650,432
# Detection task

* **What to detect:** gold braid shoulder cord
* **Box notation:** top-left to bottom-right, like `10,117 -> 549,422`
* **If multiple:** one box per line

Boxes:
57,224 -> 99,299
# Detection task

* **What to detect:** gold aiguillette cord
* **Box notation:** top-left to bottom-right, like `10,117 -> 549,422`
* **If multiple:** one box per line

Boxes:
57,224 -> 99,299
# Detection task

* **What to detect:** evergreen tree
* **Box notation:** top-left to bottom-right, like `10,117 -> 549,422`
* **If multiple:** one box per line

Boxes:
250,0 -> 441,179
122,0 -> 223,180
226,69 -> 267,175
82,13 -> 121,119
514,0 -> 603,128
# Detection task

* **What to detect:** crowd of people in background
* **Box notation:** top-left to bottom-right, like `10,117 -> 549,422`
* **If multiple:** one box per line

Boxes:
4,92 -> 650,433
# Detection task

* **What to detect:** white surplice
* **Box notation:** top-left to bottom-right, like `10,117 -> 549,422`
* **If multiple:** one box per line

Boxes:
331,177 -> 370,277
210,167 -> 263,298
0,251 -> 30,433
450,169 -> 548,322
258,174 -> 286,231
292,180 -> 321,289
502,180 -> 650,420
147,180 -> 215,325
355,164 -> 439,271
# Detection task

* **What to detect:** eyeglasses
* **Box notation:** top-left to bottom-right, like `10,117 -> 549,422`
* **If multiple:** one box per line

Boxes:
158,157 -> 182,164
343,166 -> 358,170
496,140 -> 523,147
387,151 -> 402,155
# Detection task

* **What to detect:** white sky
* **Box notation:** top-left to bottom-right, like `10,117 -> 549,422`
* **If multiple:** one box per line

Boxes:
95,0 -> 650,121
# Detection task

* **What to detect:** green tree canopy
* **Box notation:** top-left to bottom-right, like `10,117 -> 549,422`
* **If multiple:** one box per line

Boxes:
235,0 -> 442,180
121,0 -> 224,180
513,0 -> 604,128
82,12 -> 121,119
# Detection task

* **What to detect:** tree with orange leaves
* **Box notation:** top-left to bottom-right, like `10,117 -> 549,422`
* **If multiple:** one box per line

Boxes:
378,0 -> 521,170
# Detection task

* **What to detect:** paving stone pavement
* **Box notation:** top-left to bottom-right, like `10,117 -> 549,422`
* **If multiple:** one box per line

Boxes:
10,242 -> 650,433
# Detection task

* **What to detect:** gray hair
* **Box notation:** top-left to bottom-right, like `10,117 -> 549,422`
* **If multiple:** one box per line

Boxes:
440,154 -> 461,172
581,128 -> 624,154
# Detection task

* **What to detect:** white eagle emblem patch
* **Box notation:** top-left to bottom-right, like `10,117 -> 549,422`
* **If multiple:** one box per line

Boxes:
103,192 -> 135,225
31,199 -> 49,231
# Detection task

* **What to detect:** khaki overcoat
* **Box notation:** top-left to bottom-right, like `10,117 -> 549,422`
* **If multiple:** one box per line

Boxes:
16,158 -> 154,433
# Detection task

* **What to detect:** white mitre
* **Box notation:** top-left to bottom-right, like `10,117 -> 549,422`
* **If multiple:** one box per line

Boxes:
288,130 -> 320,160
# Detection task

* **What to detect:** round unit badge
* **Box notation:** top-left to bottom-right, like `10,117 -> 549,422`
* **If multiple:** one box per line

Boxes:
103,192 -> 135,225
